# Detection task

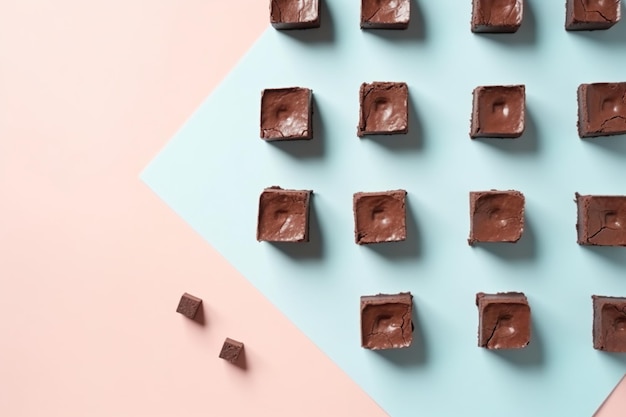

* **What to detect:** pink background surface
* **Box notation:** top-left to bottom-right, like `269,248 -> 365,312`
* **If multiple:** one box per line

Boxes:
0,1 -> 388,416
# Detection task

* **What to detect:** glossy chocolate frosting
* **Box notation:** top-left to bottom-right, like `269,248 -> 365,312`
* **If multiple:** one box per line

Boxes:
358,82 -> 408,136
469,190 -> 525,244
471,0 -> 523,33
261,87 -> 312,141
476,292 -> 530,349
576,193 -> 626,246
270,0 -> 320,29
361,0 -> 410,29
577,83 -> 626,138
353,190 -> 407,244
566,0 -> 620,31
361,292 -> 413,350
593,295 -> 626,352
470,85 -> 525,138
257,187 -> 311,242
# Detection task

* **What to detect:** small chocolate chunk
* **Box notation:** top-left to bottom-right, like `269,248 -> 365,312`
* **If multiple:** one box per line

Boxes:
219,337 -> 245,363
576,193 -> 626,246
353,190 -> 407,244
361,292 -> 413,350
566,0 -> 620,31
577,83 -> 626,138
471,0 -> 523,33
593,296 -> 626,352
476,292 -> 531,349
270,0 -> 320,29
257,187 -> 312,242
358,82 -> 408,137
261,87 -> 313,141
470,85 -> 525,139
468,190 -> 525,245
361,0 -> 410,29
176,293 -> 202,320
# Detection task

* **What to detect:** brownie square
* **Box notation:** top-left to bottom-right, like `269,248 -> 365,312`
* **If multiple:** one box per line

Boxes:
361,0 -> 410,29
471,0 -> 523,33
270,0 -> 320,29
593,296 -> 626,352
468,190 -> 525,245
357,82 -> 408,137
577,83 -> 626,138
576,193 -> 626,246
566,0 -> 620,31
260,87 -> 313,141
361,292 -> 413,350
353,190 -> 407,245
219,337 -> 245,363
470,85 -> 525,138
476,292 -> 531,349
257,187 -> 312,242
176,293 -> 202,320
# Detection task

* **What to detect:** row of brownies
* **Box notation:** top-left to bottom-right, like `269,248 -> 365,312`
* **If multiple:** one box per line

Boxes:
257,187 -> 626,246
176,278 -> 626,353
361,291 -> 626,352
269,0 -> 622,32
260,82 -> 626,140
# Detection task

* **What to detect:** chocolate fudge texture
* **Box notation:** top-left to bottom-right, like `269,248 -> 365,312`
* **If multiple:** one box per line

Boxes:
353,190 -> 407,244
476,292 -> 531,349
593,296 -> 626,352
471,0 -> 523,33
468,190 -> 525,245
577,83 -> 626,138
219,337 -> 245,363
257,187 -> 312,242
176,292 -> 202,320
576,193 -> 626,246
566,0 -> 620,31
270,0 -> 320,29
261,87 -> 313,141
361,292 -> 413,350
361,0 -> 410,29
358,82 -> 408,137
470,85 -> 525,138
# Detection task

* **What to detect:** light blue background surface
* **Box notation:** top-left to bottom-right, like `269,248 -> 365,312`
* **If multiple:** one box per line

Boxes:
142,1 -> 626,415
